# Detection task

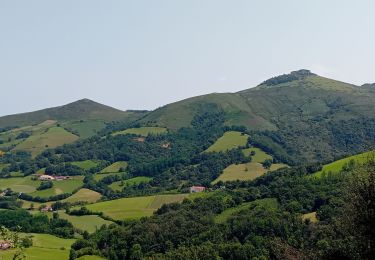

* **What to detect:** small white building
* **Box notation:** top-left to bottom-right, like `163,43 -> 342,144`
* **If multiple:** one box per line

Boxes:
190,186 -> 206,193
38,175 -> 55,181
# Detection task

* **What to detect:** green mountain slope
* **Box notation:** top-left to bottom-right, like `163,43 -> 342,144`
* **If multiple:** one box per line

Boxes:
0,99 -> 144,128
140,70 -> 375,163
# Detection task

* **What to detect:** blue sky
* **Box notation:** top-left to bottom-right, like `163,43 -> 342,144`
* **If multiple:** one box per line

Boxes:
1,0 -> 374,115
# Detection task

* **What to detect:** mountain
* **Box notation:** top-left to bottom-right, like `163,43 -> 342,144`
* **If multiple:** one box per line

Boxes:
141,70 -> 375,162
0,99 -> 145,128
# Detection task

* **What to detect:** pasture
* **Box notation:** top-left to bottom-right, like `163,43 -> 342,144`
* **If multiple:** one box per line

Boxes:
101,161 -> 128,173
205,131 -> 248,153
62,120 -> 106,139
13,126 -> 79,157
58,211 -> 113,233
215,198 -> 278,224
71,160 -> 98,170
212,162 -> 287,184
0,233 -> 75,260
83,194 -> 188,220
30,176 -> 84,198
312,150 -> 375,178
242,147 -> 272,163
63,188 -> 102,203
112,127 -> 167,137
0,176 -> 40,193
93,172 -> 124,181
109,176 -> 152,191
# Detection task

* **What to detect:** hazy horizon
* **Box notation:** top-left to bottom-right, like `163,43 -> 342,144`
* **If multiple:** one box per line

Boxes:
1,0 -> 375,116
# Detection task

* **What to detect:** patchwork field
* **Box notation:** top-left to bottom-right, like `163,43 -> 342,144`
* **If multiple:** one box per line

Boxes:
63,188 -> 102,203
242,147 -> 272,163
83,194 -> 188,220
109,176 -> 152,191
30,176 -> 84,198
0,233 -> 75,260
71,160 -> 99,170
215,198 -> 278,224
101,161 -> 128,173
13,126 -> 79,157
212,162 -> 287,184
93,172 -> 124,181
112,127 -> 167,137
205,131 -> 248,153
312,150 -> 375,178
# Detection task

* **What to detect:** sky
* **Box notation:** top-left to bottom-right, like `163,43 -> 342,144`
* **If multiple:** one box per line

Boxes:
1,0 -> 375,116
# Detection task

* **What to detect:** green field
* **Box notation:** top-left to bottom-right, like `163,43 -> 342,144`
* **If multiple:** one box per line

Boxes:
58,211 -> 113,233
0,233 -> 75,260
109,176 -> 152,191
0,176 -> 41,193
213,162 -> 287,184
30,177 -> 84,198
62,120 -> 106,139
100,161 -> 128,173
312,150 -> 375,178
215,198 -> 278,224
205,131 -> 248,153
93,172 -> 124,181
63,188 -> 102,203
83,194 -> 188,220
71,160 -> 98,170
112,127 -> 167,137
13,126 -> 79,157
242,147 -> 272,163
77,256 -> 105,260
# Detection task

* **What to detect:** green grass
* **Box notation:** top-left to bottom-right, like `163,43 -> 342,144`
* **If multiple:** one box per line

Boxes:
205,131 -> 248,153
109,176 -> 152,191
62,120 -> 106,139
13,127 -> 79,157
101,161 -> 128,173
215,198 -> 278,224
112,127 -> 167,137
0,176 -> 41,193
83,194 -> 188,220
71,160 -> 99,170
77,256 -> 105,260
312,150 -> 375,178
242,147 -> 272,163
93,172 -> 124,181
212,162 -> 287,184
0,233 -> 75,260
58,211 -> 113,233
63,188 -> 102,203
30,176 -> 84,198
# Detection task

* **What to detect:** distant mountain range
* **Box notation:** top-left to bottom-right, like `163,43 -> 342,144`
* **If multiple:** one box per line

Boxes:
1,69 -> 375,162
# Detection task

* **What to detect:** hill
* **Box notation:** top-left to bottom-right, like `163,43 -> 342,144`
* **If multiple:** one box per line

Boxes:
140,70 -> 375,163
0,98 -> 145,128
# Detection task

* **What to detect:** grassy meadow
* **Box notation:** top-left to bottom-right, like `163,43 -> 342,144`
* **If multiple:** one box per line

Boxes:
63,188 -> 102,203
71,160 -> 98,170
312,150 -> 375,178
62,120 -> 106,139
100,161 -> 128,173
82,194 -> 188,220
13,126 -> 79,157
242,147 -> 272,163
112,127 -> 167,137
0,176 -> 40,193
30,176 -> 84,198
205,131 -> 248,153
58,211 -> 113,233
0,233 -> 75,260
109,176 -> 152,191
93,172 -> 124,181
215,198 -> 278,224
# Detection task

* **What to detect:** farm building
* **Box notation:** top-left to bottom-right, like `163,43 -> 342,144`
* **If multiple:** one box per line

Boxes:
190,186 -> 206,193
0,240 -> 13,250
55,176 -> 72,181
40,206 -> 53,212
38,175 -> 55,181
